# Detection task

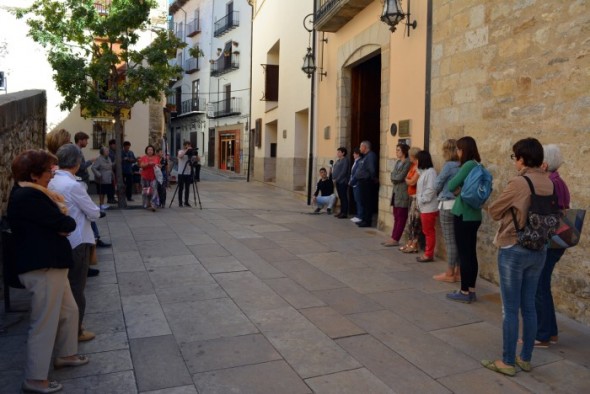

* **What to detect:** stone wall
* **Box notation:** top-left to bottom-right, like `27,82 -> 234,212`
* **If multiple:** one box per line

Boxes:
0,90 -> 47,214
0,90 -> 46,298
431,1 -> 590,324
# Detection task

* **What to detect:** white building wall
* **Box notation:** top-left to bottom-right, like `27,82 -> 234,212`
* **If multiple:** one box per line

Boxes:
251,0 -> 313,190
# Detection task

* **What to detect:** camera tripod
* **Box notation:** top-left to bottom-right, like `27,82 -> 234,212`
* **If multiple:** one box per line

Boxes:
169,157 -> 202,209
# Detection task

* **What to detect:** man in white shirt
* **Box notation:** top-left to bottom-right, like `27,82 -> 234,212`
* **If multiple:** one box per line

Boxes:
49,144 -> 102,342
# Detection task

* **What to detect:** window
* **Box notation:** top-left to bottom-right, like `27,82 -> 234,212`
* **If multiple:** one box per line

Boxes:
262,64 -> 278,101
92,121 -> 115,149
255,118 -> 262,148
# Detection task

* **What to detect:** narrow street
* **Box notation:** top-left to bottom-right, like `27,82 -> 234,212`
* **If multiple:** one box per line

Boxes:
2,175 -> 589,393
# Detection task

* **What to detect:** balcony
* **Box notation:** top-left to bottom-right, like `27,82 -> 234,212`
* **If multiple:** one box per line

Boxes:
186,17 -> 200,37
207,97 -> 241,119
210,53 -> 239,77
180,97 -> 206,115
166,95 -> 177,114
314,0 -> 373,32
214,11 -> 239,37
184,57 -> 200,74
94,1 -> 111,15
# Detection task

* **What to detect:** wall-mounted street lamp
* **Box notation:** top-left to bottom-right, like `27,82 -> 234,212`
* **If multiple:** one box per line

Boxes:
381,0 -> 417,36
301,14 -> 327,79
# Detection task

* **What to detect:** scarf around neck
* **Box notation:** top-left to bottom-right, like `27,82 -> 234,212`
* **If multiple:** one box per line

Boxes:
18,181 -> 68,215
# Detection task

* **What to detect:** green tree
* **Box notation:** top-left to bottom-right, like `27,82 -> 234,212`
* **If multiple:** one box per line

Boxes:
17,0 -> 184,208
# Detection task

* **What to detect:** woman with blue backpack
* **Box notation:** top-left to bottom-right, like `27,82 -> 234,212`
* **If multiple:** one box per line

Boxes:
445,136 -> 485,304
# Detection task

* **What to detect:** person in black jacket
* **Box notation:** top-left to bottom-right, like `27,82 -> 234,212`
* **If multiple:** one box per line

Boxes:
7,150 -> 89,394
312,167 -> 336,214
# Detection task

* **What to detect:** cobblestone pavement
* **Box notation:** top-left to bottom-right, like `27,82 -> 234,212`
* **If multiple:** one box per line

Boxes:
2,174 -> 590,393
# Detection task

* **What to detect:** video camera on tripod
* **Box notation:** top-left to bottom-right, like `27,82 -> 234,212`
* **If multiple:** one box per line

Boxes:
185,147 -> 198,158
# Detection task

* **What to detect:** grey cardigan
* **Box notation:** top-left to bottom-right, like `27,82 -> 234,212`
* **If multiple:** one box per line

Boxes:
92,155 -> 113,185
390,158 -> 411,207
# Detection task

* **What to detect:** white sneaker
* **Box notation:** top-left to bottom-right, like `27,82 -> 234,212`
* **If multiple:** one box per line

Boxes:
100,204 -> 110,210
350,217 -> 362,223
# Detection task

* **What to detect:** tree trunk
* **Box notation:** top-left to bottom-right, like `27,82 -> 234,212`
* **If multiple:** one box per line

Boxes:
114,110 -> 127,209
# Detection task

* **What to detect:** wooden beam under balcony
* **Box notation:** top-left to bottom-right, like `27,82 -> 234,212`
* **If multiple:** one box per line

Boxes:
315,0 -> 374,32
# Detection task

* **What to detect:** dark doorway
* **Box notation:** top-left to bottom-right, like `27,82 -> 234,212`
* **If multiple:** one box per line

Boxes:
350,53 -> 381,221
208,128 -> 215,167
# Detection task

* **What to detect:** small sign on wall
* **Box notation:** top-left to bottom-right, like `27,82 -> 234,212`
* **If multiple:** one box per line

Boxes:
324,126 -> 330,140
398,119 -> 411,137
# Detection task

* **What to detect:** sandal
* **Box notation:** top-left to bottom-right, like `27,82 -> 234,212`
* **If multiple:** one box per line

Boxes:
481,359 -> 516,377
516,357 -> 532,372
400,244 -> 418,253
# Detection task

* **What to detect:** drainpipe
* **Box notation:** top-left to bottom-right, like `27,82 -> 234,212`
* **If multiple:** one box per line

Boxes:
423,0 -> 432,151
247,1 -> 254,182
306,2 -> 317,206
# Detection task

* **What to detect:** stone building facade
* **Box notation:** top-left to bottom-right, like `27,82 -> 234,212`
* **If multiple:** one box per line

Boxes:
0,90 -> 46,214
430,1 -> 590,324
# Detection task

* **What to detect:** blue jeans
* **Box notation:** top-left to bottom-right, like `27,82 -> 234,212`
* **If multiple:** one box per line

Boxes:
316,194 -> 336,210
535,248 -> 565,342
498,245 -> 546,365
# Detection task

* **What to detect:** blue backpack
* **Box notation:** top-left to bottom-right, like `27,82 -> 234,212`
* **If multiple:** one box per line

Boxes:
460,162 -> 493,209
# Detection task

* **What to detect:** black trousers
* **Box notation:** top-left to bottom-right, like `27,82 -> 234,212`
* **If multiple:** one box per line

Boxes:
358,179 -> 374,224
123,173 -> 133,200
178,174 -> 192,204
454,215 -> 481,292
336,182 -> 349,215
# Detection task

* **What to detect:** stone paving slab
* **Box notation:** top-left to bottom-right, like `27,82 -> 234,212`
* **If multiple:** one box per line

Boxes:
300,307 -> 366,339
368,288 -> 482,331
61,370 -> 138,394
193,360 -> 312,394
122,294 -> 172,339
304,367 -> 394,394
155,283 -> 227,305
311,287 -> 385,315
163,298 -> 258,344
269,258 -> 347,291
263,277 -> 326,309
141,385 -> 198,394
264,329 -> 361,378
436,368 -> 531,394
349,310 -> 481,379
336,334 -> 450,394
180,333 -> 282,373
130,335 -> 193,392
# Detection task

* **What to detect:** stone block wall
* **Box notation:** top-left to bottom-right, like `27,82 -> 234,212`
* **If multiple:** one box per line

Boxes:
431,1 -> 590,324
0,90 -> 47,214
0,90 -> 46,298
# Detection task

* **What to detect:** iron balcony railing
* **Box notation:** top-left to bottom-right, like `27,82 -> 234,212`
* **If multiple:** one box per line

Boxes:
208,97 -> 241,118
181,97 -> 206,114
166,94 -> 177,113
186,16 -> 200,36
94,1 -> 111,15
315,0 -> 373,32
214,11 -> 239,37
184,57 -> 200,74
210,54 -> 239,77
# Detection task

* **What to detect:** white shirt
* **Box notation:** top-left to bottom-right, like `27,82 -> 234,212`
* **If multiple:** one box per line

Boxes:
177,149 -> 192,175
416,167 -> 439,213
49,170 -> 101,249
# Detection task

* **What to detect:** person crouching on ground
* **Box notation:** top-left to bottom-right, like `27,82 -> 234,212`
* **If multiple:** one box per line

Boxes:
312,167 -> 336,214
50,144 -> 102,343
7,149 -> 89,394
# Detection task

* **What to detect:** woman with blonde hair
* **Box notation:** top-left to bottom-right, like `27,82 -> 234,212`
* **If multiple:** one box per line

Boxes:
46,129 -> 71,154
433,139 -> 461,281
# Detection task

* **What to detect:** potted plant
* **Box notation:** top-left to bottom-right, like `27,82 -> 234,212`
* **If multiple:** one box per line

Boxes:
189,45 -> 204,58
